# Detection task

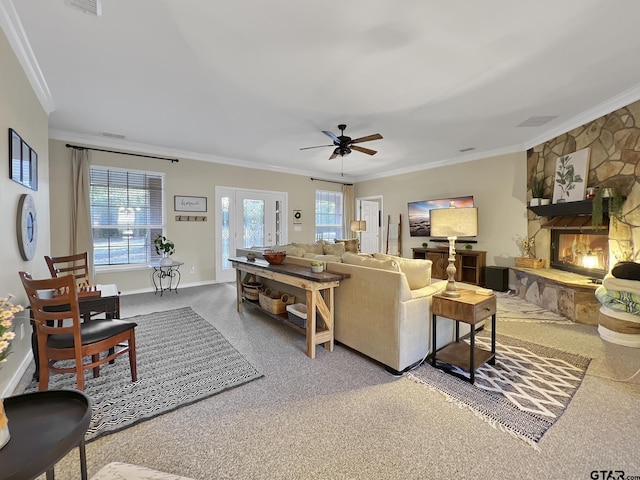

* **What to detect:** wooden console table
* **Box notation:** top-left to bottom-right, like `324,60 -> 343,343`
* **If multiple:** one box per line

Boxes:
412,247 -> 486,286
230,256 -> 347,358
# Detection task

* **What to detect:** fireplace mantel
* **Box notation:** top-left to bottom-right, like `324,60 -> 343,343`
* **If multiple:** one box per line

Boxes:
528,198 -> 623,218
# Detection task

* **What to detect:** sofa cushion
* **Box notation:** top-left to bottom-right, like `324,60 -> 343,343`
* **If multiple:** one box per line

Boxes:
342,252 -> 399,271
293,240 -> 325,255
273,244 -> 306,257
323,242 -> 346,256
334,238 -> 359,253
374,253 -> 432,289
303,253 -> 343,263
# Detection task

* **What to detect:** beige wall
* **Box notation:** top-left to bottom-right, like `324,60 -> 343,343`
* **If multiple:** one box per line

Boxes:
355,152 -> 528,267
0,28 -> 50,394
49,139 -> 341,292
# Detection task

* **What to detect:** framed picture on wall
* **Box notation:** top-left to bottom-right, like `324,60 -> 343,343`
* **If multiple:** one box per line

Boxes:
552,147 -> 589,204
9,128 -> 38,190
174,195 -> 207,212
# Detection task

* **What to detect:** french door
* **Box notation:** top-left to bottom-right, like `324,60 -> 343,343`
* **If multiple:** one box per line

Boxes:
215,187 -> 287,282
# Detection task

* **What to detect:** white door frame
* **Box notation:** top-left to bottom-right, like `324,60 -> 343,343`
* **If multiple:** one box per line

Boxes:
355,195 -> 383,253
215,186 -> 288,282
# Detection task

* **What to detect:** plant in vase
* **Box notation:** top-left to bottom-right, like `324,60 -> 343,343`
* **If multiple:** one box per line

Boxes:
154,235 -> 175,266
1,295 -> 24,449
310,261 -> 324,273
528,174 -> 546,206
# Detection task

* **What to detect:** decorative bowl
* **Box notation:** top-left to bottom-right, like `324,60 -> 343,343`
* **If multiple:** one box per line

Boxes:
263,251 -> 287,265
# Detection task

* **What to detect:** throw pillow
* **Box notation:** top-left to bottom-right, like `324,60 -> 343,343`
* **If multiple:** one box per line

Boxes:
323,242 -> 346,256
611,262 -> 640,280
335,238 -> 359,253
274,244 -> 306,257
373,253 -> 432,289
341,252 -> 399,272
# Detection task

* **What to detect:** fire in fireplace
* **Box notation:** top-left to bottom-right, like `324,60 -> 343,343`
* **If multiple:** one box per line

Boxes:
550,229 -> 608,278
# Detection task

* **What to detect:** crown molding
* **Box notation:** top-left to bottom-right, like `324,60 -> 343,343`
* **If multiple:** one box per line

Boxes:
0,0 -> 54,114
523,83 -> 640,150
351,144 -> 524,182
49,129 -> 351,183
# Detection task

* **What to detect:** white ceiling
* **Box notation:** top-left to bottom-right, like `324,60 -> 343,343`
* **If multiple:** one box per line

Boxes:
5,0 -> 640,182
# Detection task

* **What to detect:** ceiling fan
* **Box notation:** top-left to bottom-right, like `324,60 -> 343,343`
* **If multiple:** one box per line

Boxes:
300,124 -> 382,160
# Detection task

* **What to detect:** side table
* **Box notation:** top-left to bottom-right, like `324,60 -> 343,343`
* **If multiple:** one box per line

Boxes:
149,261 -> 184,296
0,390 -> 91,480
430,290 -> 497,384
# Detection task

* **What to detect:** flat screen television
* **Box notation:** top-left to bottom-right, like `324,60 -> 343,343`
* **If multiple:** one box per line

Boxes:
408,196 -> 474,237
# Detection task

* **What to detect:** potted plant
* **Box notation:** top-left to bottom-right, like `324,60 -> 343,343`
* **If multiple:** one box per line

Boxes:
592,186 -> 624,228
528,174 -> 546,206
310,261 -> 324,273
154,235 -> 175,266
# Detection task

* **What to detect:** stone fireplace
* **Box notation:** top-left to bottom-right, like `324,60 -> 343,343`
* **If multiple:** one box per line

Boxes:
517,100 -> 640,324
550,229 -> 608,279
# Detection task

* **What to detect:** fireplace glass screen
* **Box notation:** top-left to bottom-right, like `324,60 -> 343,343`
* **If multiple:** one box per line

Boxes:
551,230 -> 608,278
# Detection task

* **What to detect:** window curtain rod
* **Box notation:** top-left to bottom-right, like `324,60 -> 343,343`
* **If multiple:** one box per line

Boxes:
65,144 -> 179,163
310,177 -> 353,186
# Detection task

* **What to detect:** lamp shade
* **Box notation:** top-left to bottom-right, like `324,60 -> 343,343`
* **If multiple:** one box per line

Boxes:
430,207 -> 478,237
350,220 -> 367,232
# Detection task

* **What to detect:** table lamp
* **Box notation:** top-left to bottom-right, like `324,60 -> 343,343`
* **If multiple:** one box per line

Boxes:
429,202 -> 478,297
350,220 -> 367,252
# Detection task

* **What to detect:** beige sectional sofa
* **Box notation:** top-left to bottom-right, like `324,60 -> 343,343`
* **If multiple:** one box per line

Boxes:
237,241 -> 472,373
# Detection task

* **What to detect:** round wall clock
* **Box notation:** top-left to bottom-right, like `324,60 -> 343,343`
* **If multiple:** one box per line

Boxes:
16,193 -> 37,261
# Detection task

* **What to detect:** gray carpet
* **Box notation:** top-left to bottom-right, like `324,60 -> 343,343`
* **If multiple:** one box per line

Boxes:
408,332 -> 590,449
25,307 -> 263,442
18,284 -> 640,480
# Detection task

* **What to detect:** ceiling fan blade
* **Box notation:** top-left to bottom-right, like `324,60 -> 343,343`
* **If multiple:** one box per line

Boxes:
322,130 -> 340,144
299,144 -> 334,150
351,133 -> 383,144
351,145 -> 377,156
329,151 -> 339,160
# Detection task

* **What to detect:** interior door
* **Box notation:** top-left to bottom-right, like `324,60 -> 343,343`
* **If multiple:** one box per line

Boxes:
359,200 -> 380,254
215,187 -> 287,282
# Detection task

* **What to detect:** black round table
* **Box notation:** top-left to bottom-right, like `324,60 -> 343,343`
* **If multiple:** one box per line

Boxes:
0,390 -> 91,480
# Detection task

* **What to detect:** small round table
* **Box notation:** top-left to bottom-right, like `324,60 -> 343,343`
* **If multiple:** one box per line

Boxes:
0,390 -> 91,480
149,261 -> 184,296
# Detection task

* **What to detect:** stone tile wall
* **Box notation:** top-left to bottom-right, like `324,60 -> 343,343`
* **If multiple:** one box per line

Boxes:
527,100 -> 640,267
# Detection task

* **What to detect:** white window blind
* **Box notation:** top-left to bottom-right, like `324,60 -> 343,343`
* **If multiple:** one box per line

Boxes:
315,190 -> 343,241
90,167 -> 165,266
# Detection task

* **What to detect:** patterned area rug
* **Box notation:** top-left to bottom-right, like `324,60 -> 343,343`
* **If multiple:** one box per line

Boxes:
495,291 -> 571,323
26,307 -> 263,442
408,332 -> 590,449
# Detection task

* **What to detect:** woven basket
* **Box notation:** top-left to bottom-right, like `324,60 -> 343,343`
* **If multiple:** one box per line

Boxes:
242,282 -> 263,301
259,288 -> 295,314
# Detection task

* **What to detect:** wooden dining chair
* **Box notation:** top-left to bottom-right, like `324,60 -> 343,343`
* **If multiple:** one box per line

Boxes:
19,271 -> 138,392
45,252 -> 90,286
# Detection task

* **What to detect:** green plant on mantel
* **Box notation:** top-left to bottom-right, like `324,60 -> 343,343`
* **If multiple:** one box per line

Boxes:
592,187 -> 624,228
528,174 -> 545,198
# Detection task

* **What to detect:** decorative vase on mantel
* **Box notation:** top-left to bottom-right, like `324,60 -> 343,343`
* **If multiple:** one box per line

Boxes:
0,399 -> 9,449
160,253 -> 173,266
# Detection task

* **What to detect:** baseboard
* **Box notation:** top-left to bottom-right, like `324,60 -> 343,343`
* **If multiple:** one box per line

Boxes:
1,349 -> 33,397
121,279 -> 219,296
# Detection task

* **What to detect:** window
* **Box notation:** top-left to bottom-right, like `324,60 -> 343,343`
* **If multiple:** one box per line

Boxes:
90,166 -> 165,267
315,190 -> 343,241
